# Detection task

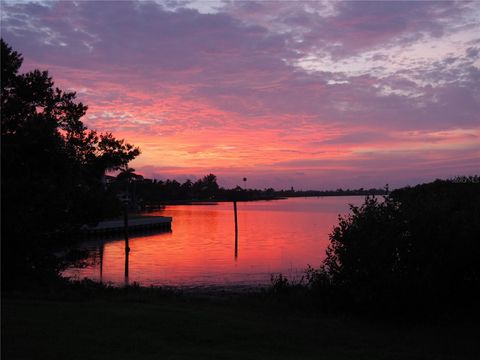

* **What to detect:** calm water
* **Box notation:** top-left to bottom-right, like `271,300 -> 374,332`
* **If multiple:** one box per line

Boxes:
63,196 -> 364,287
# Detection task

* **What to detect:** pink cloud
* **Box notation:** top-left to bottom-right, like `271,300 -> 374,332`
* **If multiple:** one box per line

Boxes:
1,1 -> 479,189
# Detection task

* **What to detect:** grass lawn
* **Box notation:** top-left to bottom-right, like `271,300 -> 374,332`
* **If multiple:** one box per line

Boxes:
2,293 -> 478,360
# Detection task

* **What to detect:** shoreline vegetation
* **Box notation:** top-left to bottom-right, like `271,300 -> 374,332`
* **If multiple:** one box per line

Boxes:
106,172 -> 388,212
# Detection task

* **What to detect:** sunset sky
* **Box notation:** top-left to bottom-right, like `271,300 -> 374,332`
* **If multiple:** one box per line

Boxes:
2,0 -> 479,189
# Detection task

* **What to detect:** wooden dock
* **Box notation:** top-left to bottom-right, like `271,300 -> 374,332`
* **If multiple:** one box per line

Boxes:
82,216 -> 172,236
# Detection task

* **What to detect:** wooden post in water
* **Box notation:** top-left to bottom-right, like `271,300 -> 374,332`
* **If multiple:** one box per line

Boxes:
234,200 -> 238,259
124,201 -> 130,253
99,241 -> 104,283
124,198 -> 130,282
124,246 -> 129,284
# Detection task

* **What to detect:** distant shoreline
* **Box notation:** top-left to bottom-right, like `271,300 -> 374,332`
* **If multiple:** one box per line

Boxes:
145,193 -> 381,206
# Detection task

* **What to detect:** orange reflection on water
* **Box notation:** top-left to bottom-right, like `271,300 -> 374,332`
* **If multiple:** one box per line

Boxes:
64,196 -> 364,287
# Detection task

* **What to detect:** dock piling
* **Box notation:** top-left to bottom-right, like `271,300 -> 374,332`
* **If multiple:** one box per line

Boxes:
234,200 -> 238,259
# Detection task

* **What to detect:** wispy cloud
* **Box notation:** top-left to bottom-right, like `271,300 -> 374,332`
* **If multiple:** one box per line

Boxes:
2,0 -> 479,188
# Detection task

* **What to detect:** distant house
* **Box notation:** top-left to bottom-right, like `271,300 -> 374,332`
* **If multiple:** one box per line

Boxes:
101,174 -> 116,188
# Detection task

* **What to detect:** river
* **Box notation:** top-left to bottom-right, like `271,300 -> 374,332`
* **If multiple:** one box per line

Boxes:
63,196 -> 365,287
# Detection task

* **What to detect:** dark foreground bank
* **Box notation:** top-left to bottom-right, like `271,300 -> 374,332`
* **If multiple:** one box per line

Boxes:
2,284 -> 479,360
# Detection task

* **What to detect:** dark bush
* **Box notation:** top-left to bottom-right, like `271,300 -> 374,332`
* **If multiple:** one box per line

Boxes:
314,177 -> 480,313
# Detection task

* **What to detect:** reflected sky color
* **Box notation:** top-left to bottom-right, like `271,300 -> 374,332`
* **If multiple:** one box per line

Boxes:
64,197 -> 364,287
1,1 -> 479,189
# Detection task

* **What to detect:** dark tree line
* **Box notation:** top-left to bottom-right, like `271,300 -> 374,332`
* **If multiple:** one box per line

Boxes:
131,173 -> 221,203
1,40 -> 140,288
112,173 -> 386,207
128,174 -> 281,205
275,187 -> 386,198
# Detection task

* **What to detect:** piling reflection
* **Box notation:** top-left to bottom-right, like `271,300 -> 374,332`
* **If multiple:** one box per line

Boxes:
124,247 -> 129,285
234,200 -> 238,260
99,241 -> 104,282
234,231 -> 238,260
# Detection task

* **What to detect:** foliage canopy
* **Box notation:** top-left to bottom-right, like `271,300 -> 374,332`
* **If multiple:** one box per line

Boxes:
1,39 -> 140,287
314,177 -> 480,312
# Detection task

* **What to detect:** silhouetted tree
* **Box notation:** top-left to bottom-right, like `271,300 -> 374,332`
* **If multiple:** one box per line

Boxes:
1,40 -> 140,288
314,177 -> 480,313
114,166 -> 144,210
193,173 -> 219,199
180,179 -> 193,198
